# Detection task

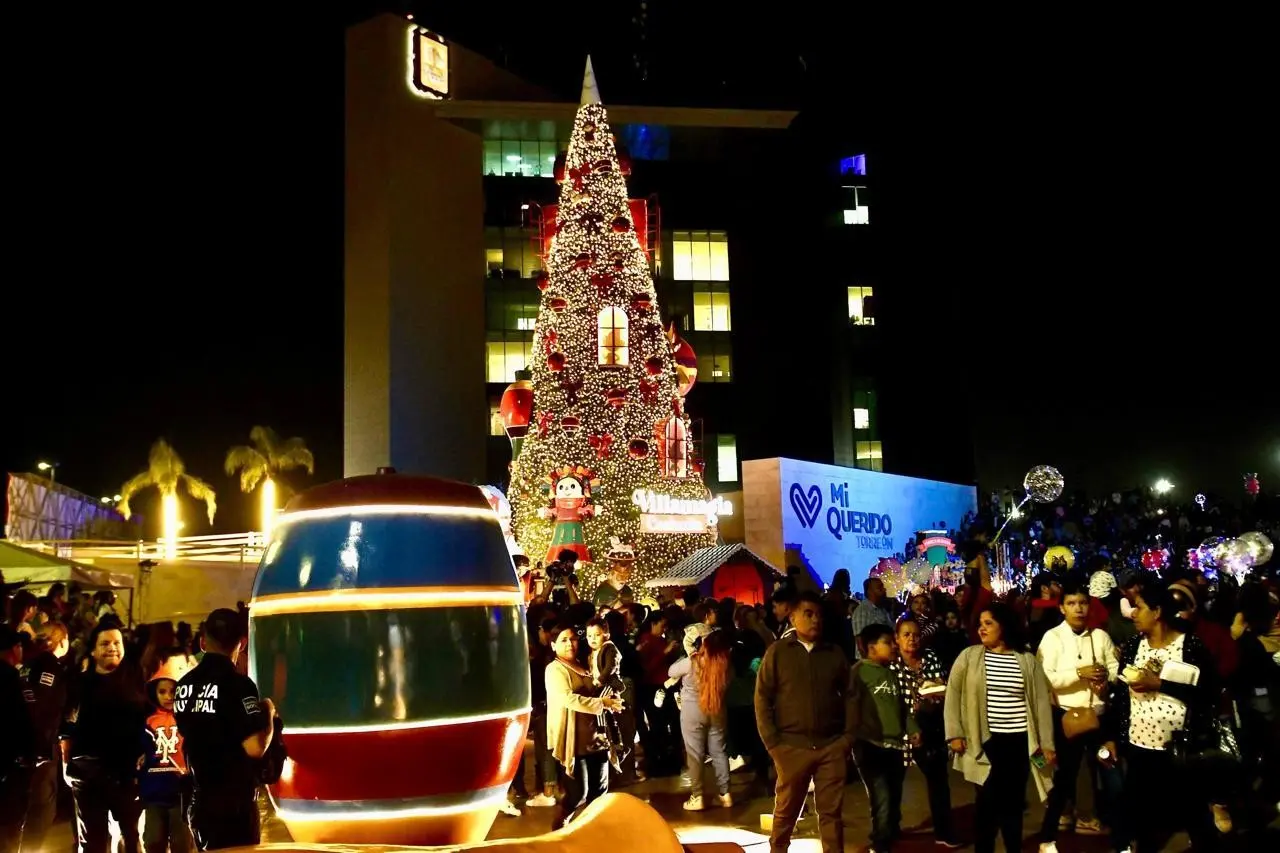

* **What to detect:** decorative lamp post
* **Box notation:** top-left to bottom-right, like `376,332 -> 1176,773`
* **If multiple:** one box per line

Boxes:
500,369 -> 535,460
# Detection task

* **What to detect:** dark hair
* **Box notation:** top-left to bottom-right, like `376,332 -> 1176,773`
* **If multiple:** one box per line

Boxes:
202,608 -> 244,653
539,615 -> 560,634
585,616 -> 610,636
830,568 -> 851,593
863,575 -> 884,595
86,618 -> 124,652
860,623 -> 894,646
979,602 -> 1027,652
681,585 -> 701,607
960,539 -> 987,564
797,590 -> 824,609
771,587 -> 798,606
551,622 -> 577,642
895,614 -> 921,633
1060,579 -> 1090,601
1136,579 -> 1193,633
1030,573 -> 1056,599
556,549 -> 579,564
692,600 -> 715,623
1083,554 -> 1111,575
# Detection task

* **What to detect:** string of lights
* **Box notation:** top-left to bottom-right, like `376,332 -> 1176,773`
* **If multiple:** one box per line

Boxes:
509,101 -> 716,587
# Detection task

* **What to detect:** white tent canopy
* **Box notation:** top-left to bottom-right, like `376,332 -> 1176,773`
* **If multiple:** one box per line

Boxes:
0,540 -> 135,590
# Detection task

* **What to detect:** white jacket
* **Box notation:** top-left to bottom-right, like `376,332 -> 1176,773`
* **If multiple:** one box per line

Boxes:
1036,620 -> 1119,711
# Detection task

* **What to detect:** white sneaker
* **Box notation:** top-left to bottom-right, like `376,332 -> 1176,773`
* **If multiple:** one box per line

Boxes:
728,755 -> 746,772
498,800 -> 521,817
525,793 -> 557,807
1038,843 -> 1058,853
718,793 -> 733,808
683,795 -> 705,811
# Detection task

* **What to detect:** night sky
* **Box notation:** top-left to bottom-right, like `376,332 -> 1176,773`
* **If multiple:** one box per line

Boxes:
5,4 -> 1275,534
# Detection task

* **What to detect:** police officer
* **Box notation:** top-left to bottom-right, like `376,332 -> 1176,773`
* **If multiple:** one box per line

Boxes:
1,624 -> 36,852
173,608 -> 275,850
21,621 -> 71,851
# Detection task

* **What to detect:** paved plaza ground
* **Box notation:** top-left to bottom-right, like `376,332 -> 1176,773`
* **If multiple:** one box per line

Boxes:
41,744 -> 1274,851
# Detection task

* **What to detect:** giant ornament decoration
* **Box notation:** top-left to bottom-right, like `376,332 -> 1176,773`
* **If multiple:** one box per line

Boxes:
248,470 -> 530,846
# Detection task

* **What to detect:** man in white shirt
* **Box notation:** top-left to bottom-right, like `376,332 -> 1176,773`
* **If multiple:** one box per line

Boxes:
1036,579 -> 1119,851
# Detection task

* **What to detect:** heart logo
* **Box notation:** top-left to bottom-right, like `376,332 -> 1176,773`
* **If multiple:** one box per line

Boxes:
789,483 -> 823,529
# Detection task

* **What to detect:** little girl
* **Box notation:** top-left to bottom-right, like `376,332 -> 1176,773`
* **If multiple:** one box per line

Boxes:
585,617 -> 629,772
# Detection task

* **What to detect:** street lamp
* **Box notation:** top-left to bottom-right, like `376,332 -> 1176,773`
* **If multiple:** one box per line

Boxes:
1153,478 -> 1174,495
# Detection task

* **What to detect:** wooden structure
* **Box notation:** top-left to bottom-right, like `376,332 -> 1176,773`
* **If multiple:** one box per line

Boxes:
645,543 -> 783,606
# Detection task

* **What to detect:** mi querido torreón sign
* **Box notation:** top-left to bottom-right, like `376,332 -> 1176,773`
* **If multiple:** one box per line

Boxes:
742,458 -> 978,587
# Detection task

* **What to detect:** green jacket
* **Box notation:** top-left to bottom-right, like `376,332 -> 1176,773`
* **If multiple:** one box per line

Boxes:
849,660 -> 918,748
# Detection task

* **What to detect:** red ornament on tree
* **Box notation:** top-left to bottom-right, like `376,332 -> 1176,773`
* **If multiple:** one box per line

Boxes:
605,387 -> 627,408
631,293 -> 653,312
644,356 -> 663,375
534,271 -> 550,291
560,415 -> 581,434
573,252 -> 593,270
616,144 -> 632,176
628,439 -> 649,459
499,370 -> 534,440
547,352 -> 566,372
589,272 -> 614,292
548,297 -> 568,313
588,433 -> 614,459
611,216 -> 631,233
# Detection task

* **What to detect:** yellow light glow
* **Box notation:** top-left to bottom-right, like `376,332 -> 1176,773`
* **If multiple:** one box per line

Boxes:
249,586 -> 523,616
161,493 -> 180,560
283,707 -> 531,735
261,477 -> 277,538
508,99 -> 717,586
275,504 -> 498,528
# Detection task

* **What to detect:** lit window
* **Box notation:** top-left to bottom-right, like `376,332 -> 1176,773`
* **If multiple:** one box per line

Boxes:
694,339 -> 733,383
840,154 -> 867,176
842,186 -> 870,225
488,401 -> 506,436
847,286 -> 875,326
692,287 -> 732,331
716,435 -> 738,483
853,408 -> 870,430
485,340 -> 533,383
672,231 -> 729,281
482,136 -> 562,178
856,440 -> 883,473
597,307 -> 629,367
485,248 -> 504,276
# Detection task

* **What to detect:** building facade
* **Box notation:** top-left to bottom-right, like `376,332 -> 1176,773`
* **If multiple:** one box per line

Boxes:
344,13 -> 971,493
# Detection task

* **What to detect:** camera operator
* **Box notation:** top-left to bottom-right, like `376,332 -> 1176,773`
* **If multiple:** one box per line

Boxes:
544,551 -> 582,611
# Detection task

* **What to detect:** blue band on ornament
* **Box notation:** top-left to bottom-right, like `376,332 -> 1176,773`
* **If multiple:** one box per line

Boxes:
254,513 -> 518,596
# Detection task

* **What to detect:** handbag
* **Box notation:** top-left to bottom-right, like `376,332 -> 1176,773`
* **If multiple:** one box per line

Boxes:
1170,717 -> 1242,774
1062,631 -> 1102,739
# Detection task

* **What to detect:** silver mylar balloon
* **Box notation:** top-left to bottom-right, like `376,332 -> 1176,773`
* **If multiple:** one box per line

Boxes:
1024,465 -> 1065,504
1219,538 -> 1255,573
1239,531 -> 1274,567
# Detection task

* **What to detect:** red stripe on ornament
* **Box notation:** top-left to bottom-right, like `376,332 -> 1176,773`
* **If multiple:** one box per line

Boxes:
272,713 -> 529,802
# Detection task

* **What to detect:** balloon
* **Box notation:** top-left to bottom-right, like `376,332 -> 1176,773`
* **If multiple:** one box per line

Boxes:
904,556 -> 933,585
1198,536 -> 1227,567
1238,532 -> 1273,567
1043,545 -> 1074,571
1024,465 -> 1065,504
1218,538 -> 1255,577
871,557 -> 900,578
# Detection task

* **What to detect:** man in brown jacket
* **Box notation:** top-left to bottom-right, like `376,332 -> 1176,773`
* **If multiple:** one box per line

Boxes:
754,590 -> 856,853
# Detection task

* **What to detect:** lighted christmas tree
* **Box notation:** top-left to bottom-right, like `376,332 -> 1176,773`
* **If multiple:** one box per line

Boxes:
510,59 -> 718,589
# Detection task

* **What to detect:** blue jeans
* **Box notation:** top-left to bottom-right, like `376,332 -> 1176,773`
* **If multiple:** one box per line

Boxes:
854,741 -> 905,849
681,705 -> 730,797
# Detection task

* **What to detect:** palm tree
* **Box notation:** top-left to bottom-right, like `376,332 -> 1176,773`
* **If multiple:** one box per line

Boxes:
119,440 -> 218,553
224,426 -> 315,534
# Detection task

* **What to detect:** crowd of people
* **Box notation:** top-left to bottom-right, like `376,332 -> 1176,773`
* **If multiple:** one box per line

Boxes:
516,513 -> 1279,853
4,481 -> 1277,853
1,582 -> 280,853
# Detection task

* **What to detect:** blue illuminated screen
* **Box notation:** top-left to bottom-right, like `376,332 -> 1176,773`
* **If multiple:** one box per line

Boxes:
840,154 -> 867,176
778,458 -> 976,587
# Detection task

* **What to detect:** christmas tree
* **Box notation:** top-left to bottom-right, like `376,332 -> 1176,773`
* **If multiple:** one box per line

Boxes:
510,59 -> 718,590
